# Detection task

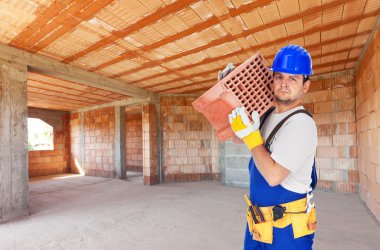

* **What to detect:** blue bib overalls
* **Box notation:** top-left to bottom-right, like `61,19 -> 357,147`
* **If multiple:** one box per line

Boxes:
243,108 -> 317,249
243,157 -> 315,250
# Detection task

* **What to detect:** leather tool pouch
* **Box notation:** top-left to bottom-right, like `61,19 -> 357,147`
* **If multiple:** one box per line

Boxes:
246,207 -> 274,244
290,207 -> 317,238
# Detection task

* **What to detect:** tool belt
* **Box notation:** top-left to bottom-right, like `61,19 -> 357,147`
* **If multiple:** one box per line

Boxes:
244,195 -> 317,244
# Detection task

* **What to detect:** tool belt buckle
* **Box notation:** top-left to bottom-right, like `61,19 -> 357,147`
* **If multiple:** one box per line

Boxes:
272,205 -> 286,221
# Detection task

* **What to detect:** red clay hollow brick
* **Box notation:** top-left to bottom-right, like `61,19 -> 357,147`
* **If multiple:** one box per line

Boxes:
192,52 -> 274,141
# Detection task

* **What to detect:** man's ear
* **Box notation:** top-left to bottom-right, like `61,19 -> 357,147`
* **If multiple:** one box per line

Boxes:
303,80 -> 311,93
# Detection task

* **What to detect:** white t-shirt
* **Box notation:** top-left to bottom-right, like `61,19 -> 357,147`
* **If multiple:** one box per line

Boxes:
260,106 -> 317,194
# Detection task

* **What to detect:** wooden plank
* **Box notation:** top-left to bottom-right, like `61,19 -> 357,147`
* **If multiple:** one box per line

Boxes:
62,0 -> 200,63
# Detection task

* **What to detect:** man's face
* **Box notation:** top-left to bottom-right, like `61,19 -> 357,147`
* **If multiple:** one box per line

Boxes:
271,72 -> 310,104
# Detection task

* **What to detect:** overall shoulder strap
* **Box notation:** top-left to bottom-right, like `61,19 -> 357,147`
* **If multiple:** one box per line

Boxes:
264,109 -> 312,150
262,108 -> 318,191
259,106 -> 275,130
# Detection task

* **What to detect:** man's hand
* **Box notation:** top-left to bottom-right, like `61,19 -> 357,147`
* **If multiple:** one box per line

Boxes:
218,63 -> 235,81
228,107 -> 263,150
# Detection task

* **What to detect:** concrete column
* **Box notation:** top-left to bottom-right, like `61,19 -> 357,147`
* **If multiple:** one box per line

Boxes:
114,106 -> 126,179
142,104 -> 159,185
0,62 -> 29,223
80,112 -> 85,173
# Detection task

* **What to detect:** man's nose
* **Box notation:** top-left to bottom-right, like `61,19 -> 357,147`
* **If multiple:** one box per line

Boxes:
279,79 -> 289,87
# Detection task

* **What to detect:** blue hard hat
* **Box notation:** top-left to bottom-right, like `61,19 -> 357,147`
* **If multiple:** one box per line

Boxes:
270,44 -> 313,75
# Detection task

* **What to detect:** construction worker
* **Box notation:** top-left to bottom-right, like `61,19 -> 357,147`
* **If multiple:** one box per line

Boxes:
227,45 -> 318,249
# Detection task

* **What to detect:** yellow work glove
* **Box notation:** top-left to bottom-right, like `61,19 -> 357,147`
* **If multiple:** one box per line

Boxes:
228,107 -> 263,150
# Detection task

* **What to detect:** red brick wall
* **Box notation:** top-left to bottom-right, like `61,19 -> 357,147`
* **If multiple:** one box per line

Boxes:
126,113 -> 143,172
160,96 -> 217,182
29,114 -> 70,177
84,107 -> 115,178
304,73 -> 358,193
356,25 -> 380,221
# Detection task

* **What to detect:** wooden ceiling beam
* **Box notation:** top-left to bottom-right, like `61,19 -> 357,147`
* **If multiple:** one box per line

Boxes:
156,79 -> 213,93
132,34 -> 364,87
28,86 -> 104,104
31,0 -> 114,52
90,0 -> 274,71
27,75 -> 125,99
28,96 -> 83,110
113,0 -> 358,78
158,55 -> 359,93
63,0 -> 201,64
145,31 -> 369,89
28,91 -> 97,107
21,0 -> 93,50
9,0 -> 75,48
27,81 -> 116,103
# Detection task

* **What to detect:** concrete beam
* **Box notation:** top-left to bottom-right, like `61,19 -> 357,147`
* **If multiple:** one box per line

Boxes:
0,43 -> 157,101
71,97 -> 157,114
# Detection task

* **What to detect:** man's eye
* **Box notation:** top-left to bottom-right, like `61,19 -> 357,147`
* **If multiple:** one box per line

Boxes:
290,78 -> 296,82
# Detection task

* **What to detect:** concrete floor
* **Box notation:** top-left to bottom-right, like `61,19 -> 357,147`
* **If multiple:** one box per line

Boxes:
0,175 -> 379,250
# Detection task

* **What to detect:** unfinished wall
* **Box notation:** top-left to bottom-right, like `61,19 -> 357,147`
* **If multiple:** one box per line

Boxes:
84,107 -> 115,177
356,25 -> 380,221
126,113 -> 143,172
28,110 -> 70,177
160,96 -> 220,182
304,73 -> 358,193
70,107 -> 116,178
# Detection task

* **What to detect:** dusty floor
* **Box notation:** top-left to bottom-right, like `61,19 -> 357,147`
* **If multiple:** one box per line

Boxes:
0,175 -> 379,250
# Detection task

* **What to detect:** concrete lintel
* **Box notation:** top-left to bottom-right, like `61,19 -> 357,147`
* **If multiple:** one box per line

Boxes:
70,97 -> 158,113
0,43 -> 157,100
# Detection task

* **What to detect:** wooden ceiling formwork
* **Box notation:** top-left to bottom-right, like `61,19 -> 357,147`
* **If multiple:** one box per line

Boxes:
0,0 -> 379,107
27,72 -> 130,111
